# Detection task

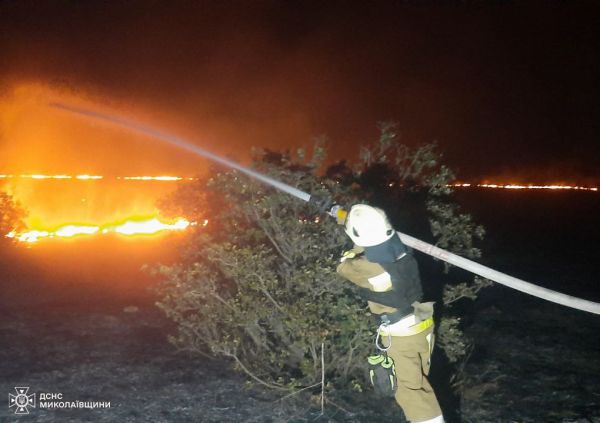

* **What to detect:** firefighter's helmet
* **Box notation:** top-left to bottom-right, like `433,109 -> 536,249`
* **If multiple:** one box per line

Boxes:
344,204 -> 395,247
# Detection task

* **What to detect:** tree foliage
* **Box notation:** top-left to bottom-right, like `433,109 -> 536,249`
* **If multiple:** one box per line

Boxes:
154,124 -> 489,393
0,191 -> 25,243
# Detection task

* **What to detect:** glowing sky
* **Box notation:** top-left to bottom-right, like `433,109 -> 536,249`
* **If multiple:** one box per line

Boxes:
1,1 -> 599,183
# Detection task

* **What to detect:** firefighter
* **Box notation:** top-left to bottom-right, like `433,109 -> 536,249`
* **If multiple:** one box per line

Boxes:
335,204 -> 444,423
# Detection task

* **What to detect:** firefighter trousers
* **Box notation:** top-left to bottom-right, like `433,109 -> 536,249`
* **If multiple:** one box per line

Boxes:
382,324 -> 442,422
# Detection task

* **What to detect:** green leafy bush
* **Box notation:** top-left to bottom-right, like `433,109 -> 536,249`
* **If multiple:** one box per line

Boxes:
153,125 -> 488,393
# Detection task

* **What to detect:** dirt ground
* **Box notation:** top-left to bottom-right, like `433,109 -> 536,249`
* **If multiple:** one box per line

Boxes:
1,287 -> 599,422
0,297 -> 402,423
460,287 -> 600,423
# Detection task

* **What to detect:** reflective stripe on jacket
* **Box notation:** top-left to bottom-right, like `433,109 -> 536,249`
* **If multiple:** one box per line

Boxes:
336,247 -> 423,318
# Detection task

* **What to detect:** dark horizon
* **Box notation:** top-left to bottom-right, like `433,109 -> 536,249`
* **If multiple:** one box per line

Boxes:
1,1 -> 599,184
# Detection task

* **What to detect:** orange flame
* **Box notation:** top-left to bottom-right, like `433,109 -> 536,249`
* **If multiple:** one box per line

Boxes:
55,225 -> 100,238
3,171 -> 597,245
109,218 -> 190,235
119,176 -> 197,181
5,174 -> 104,180
450,183 -> 598,192
0,174 -> 196,181
9,217 -> 192,244
75,174 -> 103,180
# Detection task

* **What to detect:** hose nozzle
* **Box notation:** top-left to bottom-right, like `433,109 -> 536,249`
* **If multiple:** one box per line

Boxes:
329,205 -> 348,225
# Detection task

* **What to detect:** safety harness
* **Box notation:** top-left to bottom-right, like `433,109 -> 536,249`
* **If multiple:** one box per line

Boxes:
367,315 -> 434,397
378,316 -> 434,337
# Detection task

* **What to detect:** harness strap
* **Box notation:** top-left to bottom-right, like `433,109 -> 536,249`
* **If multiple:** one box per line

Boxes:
377,309 -> 412,325
378,317 -> 434,337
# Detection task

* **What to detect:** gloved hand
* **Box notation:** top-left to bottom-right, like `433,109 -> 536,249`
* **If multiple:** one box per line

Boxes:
309,196 -> 347,224
340,245 -> 364,262
308,195 -> 334,214
328,204 -> 348,225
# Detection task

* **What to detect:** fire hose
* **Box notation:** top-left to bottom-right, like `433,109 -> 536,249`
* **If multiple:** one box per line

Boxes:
50,102 -> 600,315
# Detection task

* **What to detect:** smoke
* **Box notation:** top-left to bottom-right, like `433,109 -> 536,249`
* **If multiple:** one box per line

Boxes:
0,2 -> 344,228
1,1 -> 599,194
0,83 -> 187,226
0,2 -> 598,296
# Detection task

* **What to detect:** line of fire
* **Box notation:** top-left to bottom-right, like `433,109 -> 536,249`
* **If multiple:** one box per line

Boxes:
2,174 -> 597,244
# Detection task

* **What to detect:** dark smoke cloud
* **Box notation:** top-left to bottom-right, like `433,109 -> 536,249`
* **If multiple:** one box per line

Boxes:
1,1 -> 599,183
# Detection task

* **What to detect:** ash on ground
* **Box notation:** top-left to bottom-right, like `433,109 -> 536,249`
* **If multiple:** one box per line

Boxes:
1,289 -> 599,422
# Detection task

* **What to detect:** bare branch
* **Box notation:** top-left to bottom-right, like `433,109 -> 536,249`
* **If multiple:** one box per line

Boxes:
220,349 -> 289,391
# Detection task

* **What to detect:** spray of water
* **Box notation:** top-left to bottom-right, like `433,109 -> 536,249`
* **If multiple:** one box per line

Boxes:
49,102 -> 600,315
49,102 -> 312,202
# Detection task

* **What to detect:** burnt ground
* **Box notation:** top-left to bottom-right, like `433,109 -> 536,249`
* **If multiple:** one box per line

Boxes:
2,190 -> 599,422
460,287 -> 600,422
0,286 -> 599,423
0,295 -> 404,423
1,212 -> 600,423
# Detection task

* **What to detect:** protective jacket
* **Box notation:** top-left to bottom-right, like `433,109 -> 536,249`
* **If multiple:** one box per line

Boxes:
336,234 -> 423,322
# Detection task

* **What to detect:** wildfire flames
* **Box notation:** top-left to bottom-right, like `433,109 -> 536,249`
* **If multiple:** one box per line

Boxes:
2,172 -> 597,245
0,174 -> 197,181
450,183 -> 598,192
7,217 -> 194,244
2,174 -> 597,191
1,173 -> 216,244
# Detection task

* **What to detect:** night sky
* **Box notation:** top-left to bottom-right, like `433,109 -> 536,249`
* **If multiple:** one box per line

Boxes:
1,1 -> 599,183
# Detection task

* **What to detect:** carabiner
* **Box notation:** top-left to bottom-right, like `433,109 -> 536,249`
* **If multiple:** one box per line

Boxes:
375,323 -> 392,352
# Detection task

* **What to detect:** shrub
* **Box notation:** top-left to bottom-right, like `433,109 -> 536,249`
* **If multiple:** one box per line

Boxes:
0,191 -> 26,244
153,124 -> 488,393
